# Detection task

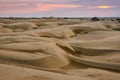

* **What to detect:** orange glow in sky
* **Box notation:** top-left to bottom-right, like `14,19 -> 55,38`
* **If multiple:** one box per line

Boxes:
97,6 -> 115,9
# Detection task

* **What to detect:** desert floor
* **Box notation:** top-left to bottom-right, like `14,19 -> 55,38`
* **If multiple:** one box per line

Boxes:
0,18 -> 120,80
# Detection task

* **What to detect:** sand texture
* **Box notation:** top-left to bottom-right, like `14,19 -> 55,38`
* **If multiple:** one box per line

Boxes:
0,19 -> 120,80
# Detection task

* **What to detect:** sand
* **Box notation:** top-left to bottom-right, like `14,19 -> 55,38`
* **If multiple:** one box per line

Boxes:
0,19 -> 120,80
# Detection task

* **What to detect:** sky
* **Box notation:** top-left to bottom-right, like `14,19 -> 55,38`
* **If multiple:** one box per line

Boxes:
0,0 -> 120,17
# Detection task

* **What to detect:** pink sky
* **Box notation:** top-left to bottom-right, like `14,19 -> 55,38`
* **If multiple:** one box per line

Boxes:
0,0 -> 119,17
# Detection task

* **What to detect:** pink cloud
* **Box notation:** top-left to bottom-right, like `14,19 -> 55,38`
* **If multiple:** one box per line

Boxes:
0,4 -> 82,13
35,4 -> 82,12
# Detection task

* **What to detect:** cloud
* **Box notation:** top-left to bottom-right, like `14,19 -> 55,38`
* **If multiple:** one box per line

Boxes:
88,5 -> 117,9
0,3 -> 27,9
0,0 -> 72,4
97,6 -> 116,9
0,3 -> 82,13
35,4 -> 82,12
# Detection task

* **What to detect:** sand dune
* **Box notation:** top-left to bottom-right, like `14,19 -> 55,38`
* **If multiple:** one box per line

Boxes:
65,30 -> 120,71
0,36 -> 71,68
0,19 -> 120,80
0,22 -> 110,39
4,22 -> 37,32
0,23 -> 13,33
102,21 -> 118,29
0,28 -> 13,33
0,63 -> 89,80
75,31 -> 120,40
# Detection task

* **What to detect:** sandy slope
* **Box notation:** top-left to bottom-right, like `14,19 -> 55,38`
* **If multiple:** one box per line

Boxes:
0,63 -> 89,80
